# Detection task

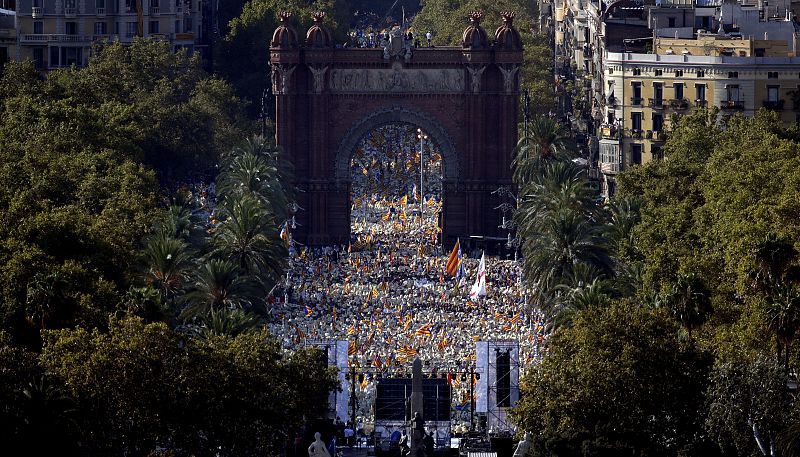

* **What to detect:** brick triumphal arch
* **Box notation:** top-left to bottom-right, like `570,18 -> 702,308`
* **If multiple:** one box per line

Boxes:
270,11 -> 523,247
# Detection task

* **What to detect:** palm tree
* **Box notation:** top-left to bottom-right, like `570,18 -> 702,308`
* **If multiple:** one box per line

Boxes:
666,273 -> 713,339
142,232 -> 193,306
765,284 -> 800,376
606,196 -> 643,262
551,278 -> 611,330
197,307 -> 262,338
513,115 -> 570,185
520,206 -> 612,292
217,136 -> 294,223
212,193 -> 285,278
181,258 -> 255,319
516,160 -> 595,233
748,233 -> 800,375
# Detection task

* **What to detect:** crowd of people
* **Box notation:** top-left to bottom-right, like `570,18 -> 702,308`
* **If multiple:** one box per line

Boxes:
267,208 -> 547,422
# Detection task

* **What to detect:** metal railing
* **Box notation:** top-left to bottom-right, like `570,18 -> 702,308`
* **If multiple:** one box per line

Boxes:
21,34 -> 92,43
150,6 -> 160,14
648,98 -> 664,109
96,7 -> 105,15
64,6 -> 76,16
32,6 -> 43,17
720,100 -> 744,110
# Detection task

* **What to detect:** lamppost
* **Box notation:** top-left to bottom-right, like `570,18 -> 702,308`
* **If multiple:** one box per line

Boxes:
417,128 -> 428,230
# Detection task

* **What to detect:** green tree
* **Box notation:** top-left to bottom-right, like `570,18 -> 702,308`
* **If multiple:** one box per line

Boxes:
512,302 -> 713,456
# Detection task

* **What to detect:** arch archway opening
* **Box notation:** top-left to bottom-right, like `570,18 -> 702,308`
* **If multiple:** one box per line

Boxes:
349,123 -> 443,249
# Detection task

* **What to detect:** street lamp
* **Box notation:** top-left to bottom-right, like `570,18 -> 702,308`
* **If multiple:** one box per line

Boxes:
416,128 -> 428,231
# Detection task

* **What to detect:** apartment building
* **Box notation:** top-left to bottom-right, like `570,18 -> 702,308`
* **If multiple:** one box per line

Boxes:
12,0 -> 204,70
0,7 -> 16,66
550,0 -> 800,196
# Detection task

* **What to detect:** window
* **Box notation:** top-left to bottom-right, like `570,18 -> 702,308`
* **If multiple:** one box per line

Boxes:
61,47 -> 82,67
608,68 -> 613,74
697,70 -> 705,77
150,0 -> 159,7
755,48 -> 765,57
33,21 -> 43,34
0,47 -> 7,67
668,17 -> 676,27
32,48 -> 44,69
65,21 -> 77,35
727,84 -> 740,101
631,112 -> 642,131
696,84 -> 706,102
632,68 -> 641,76
768,71 -> 779,79
675,70 -> 683,77
654,69 -> 663,76
94,22 -> 107,35
96,0 -> 104,8
728,71 -> 739,78
652,113 -> 664,132
674,83 -> 684,100
149,20 -> 159,33
183,17 -> 193,32
652,146 -> 664,160
126,21 -> 137,37
632,82 -> 642,104
653,82 -> 663,105
125,0 -> 134,12
49,46 -> 58,67
630,144 -> 642,165
64,0 -> 76,9
114,22 -> 120,34
768,85 -> 780,102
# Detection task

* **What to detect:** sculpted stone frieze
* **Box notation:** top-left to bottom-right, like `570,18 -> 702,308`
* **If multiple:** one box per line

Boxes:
328,68 -> 465,93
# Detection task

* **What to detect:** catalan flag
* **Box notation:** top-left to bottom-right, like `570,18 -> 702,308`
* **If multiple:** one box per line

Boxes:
510,314 -> 521,325
415,325 -> 432,337
399,195 -> 408,206
437,336 -> 450,352
445,239 -> 460,276
305,306 -> 314,318
280,221 -> 290,246
373,355 -> 383,369
404,317 -> 414,332
347,324 -> 356,335
400,345 -> 418,357
494,311 -> 505,321
348,340 -> 357,356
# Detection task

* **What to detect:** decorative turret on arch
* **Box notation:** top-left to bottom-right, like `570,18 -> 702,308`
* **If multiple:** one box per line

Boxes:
271,11 -> 298,49
462,11 -> 488,49
306,11 -> 333,48
495,11 -> 522,51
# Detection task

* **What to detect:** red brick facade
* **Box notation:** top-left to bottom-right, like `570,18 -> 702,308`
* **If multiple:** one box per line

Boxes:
270,12 -> 522,248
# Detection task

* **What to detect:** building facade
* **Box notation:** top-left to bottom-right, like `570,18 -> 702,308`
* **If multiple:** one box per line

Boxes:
11,0 -> 204,70
549,0 -> 800,196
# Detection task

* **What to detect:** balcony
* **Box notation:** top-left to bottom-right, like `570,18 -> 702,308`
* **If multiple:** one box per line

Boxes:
150,6 -> 160,14
648,98 -> 664,109
20,34 -> 92,43
96,7 -> 105,16
669,99 -> 689,110
175,32 -> 194,41
64,7 -> 76,17
630,97 -> 643,106
627,129 -> 643,139
32,6 -> 43,18
763,99 -> 785,110
695,99 -> 708,108
720,100 -> 744,110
